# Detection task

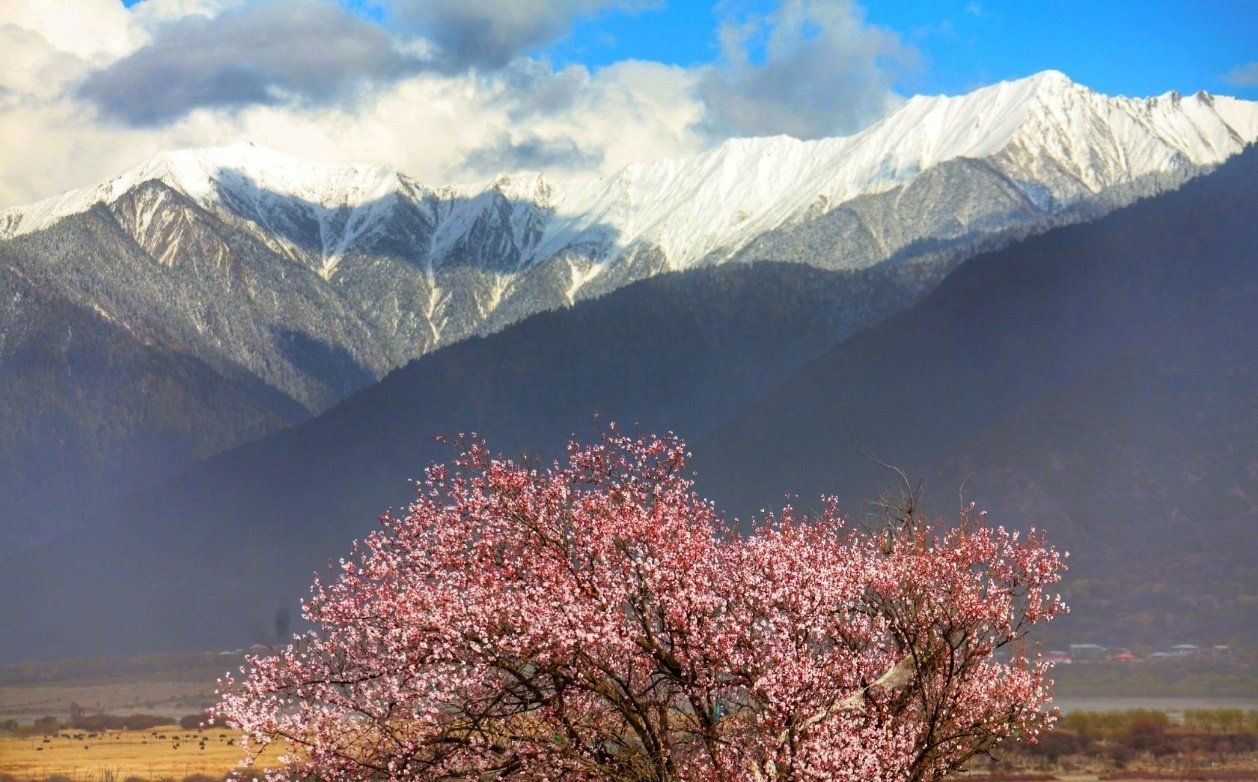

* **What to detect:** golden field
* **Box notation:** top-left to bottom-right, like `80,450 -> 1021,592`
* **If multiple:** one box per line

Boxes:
0,728 -> 279,781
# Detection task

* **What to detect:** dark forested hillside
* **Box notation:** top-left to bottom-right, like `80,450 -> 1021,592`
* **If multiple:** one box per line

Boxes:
1,258 -> 941,659
694,146 -> 1258,646
0,256 -> 304,549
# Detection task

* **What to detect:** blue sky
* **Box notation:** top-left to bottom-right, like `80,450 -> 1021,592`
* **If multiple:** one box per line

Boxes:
119,0 -> 1257,99
857,1 -> 1258,98
554,1 -> 1258,99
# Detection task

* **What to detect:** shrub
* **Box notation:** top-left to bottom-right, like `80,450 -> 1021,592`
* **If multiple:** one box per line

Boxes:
32,716 -> 60,735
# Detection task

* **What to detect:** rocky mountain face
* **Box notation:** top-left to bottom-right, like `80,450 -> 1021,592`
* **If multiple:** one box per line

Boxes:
0,71 -> 1255,570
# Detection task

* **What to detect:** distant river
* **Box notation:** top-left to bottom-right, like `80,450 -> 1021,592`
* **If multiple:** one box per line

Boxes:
1051,696 -> 1258,719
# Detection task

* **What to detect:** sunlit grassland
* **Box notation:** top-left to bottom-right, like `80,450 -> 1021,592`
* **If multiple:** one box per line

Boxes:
0,729 -> 279,781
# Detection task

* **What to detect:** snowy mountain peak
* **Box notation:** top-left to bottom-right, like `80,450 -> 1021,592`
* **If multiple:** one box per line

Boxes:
566,70 -> 1256,268
865,70 -> 1099,166
488,171 -> 556,208
123,143 -> 406,211
3,73 -> 1257,458
0,143 -> 408,243
3,72 -> 1256,280
1027,68 -> 1073,86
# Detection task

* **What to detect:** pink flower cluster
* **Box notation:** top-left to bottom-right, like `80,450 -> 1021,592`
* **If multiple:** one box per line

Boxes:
217,430 -> 1065,781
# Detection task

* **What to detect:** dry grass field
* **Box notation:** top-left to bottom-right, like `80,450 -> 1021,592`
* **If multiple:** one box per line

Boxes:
0,728 -> 279,781
0,654 -> 272,781
2,731 -> 1255,782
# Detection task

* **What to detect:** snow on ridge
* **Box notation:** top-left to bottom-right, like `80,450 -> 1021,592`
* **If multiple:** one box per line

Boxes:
123,143 -> 405,210
1213,95 -> 1258,144
533,70 -> 1258,270
4,72 -> 1257,276
0,143 -> 407,242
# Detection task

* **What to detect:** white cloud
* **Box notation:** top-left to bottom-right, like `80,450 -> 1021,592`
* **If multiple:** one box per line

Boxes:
698,0 -> 915,139
0,0 -> 911,209
0,24 -> 92,98
221,58 -> 706,185
0,0 -> 139,61
77,1 -> 429,125
387,0 -> 654,71
128,0 -> 247,24
1223,62 -> 1258,88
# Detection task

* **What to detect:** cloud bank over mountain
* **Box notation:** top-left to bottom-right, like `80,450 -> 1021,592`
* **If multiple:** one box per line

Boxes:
0,0 -> 913,209
76,1 -> 430,124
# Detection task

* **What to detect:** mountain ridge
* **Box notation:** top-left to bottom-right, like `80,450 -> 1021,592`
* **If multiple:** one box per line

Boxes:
4,71 -> 1252,407
2,71 -> 1255,547
7,71 -> 1255,279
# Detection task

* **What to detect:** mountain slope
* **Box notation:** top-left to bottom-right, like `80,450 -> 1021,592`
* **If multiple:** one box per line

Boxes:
0,248 -> 303,547
692,145 -> 1258,645
3,73 -> 1253,411
923,308 -> 1258,644
1,72 -> 1252,533
10,145 -> 1257,659
0,259 -> 935,660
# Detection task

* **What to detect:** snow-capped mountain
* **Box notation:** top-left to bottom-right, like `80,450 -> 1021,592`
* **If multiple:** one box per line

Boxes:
6,73 -> 1254,371
6,71 -> 1254,275
0,71 -> 1255,520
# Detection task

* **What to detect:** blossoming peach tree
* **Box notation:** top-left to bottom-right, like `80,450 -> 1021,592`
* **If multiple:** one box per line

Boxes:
216,430 -> 1065,781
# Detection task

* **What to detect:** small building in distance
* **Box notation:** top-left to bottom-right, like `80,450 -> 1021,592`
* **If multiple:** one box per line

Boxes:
1069,643 -> 1107,662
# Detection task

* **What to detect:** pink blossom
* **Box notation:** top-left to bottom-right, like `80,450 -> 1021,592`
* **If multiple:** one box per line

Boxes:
218,431 -> 1064,781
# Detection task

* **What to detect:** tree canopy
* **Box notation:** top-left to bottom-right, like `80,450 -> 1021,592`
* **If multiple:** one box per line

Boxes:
218,430 -> 1064,781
